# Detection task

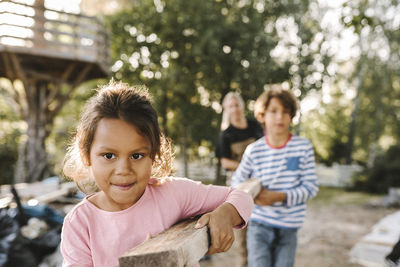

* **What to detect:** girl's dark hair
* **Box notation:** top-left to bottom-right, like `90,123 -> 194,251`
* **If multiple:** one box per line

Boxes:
63,81 -> 172,190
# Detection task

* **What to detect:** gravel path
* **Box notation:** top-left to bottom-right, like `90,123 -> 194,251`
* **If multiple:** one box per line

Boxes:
200,196 -> 396,267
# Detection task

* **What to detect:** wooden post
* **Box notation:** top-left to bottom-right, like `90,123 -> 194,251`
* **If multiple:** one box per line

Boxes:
119,178 -> 261,267
33,0 -> 45,48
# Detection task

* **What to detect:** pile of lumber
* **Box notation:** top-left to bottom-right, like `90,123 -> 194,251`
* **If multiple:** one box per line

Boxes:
0,180 -> 77,208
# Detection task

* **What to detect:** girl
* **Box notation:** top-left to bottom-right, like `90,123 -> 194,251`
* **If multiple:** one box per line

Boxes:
60,81 -> 253,267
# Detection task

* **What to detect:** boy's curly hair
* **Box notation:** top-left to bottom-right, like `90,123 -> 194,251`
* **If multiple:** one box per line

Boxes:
254,85 -> 298,129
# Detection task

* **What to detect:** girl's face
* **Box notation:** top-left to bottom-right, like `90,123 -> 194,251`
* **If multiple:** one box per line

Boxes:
227,97 -> 244,122
264,97 -> 292,136
88,118 -> 153,211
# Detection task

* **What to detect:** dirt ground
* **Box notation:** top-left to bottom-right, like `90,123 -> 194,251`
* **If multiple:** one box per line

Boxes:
200,190 -> 396,267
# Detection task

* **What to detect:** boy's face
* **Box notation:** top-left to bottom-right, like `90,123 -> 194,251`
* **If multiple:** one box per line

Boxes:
88,118 -> 153,211
263,97 -> 292,136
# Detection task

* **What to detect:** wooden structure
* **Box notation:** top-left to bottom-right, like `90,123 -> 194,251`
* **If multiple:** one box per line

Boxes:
0,0 -> 109,183
0,0 -> 109,81
119,179 -> 262,267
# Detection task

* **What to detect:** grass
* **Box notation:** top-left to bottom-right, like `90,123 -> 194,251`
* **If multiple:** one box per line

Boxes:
310,186 -> 384,206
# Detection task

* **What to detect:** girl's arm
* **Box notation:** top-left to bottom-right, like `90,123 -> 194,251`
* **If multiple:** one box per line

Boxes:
171,178 -> 253,254
195,202 -> 243,254
193,187 -> 253,254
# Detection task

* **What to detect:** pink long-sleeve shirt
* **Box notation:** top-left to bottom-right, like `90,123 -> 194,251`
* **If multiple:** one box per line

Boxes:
61,177 -> 253,267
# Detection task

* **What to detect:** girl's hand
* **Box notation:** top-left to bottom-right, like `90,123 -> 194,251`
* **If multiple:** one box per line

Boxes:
194,203 -> 242,254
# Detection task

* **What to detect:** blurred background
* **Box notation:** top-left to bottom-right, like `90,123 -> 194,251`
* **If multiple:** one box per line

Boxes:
0,0 -> 399,266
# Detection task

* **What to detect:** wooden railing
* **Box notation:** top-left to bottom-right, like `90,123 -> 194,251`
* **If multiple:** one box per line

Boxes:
0,0 -> 109,70
119,179 -> 262,267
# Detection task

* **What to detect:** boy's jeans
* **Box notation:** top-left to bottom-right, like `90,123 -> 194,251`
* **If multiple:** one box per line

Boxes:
247,221 -> 298,267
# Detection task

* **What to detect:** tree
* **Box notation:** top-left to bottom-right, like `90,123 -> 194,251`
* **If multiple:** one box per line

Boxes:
301,86 -> 351,165
340,0 -> 400,164
105,0 -> 329,175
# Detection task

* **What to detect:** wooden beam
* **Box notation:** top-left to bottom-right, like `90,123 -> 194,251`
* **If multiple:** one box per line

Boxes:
9,53 -> 29,88
119,178 -> 262,267
61,63 -> 77,82
119,218 -> 208,267
0,182 -> 77,208
235,178 -> 263,199
32,182 -> 77,204
25,70 -> 64,83
1,53 -> 16,80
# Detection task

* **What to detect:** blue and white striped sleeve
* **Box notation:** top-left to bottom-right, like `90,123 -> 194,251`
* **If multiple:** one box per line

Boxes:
231,146 -> 254,187
285,140 -> 319,206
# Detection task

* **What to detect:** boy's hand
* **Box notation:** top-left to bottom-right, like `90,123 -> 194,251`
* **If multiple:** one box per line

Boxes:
255,188 -> 286,206
194,203 -> 242,254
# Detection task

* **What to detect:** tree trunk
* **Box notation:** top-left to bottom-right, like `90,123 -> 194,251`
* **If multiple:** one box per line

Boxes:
214,158 -> 225,185
367,70 -> 386,168
182,126 -> 189,178
14,141 -> 26,184
161,86 -> 168,136
24,81 -> 51,182
214,83 -> 232,185
296,111 -> 302,135
346,62 -> 364,165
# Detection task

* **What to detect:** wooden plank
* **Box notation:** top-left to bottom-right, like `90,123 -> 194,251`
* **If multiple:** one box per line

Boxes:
0,34 -> 100,50
0,182 -> 77,208
0,45 -> 103,66
0,10 -> 101,32
119,218 -> 208,267
0,22 -> 102,42
1,0 -> 99,20
33,182 -> 77,204
236,178 -> 263,199
119,178 -> 262,267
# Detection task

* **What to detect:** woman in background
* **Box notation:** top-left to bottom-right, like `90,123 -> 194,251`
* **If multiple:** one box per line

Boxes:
217,92 -> 263,184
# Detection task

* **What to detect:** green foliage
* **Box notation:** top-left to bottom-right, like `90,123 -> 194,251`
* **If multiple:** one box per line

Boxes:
310,186 -> 382,206
0,128 -> 21,185
105,0 -> 329,157
352,144 -> 400,193
338,0 -> 400,164
301,87 -> 351,165
48,79 -> 106,174
0,79 -> 21,121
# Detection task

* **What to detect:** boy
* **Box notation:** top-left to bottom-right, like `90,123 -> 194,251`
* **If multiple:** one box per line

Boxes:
231,85 -> 318,267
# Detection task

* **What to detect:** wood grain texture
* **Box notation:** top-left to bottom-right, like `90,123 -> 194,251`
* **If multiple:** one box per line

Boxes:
119,218 -> 208,267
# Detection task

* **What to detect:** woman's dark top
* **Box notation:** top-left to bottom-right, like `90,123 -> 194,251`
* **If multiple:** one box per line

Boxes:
217,118 -> 263,164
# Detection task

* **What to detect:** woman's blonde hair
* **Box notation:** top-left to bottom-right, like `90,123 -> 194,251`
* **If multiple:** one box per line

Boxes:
220,92 -> 245,131
62,80 -> 173,193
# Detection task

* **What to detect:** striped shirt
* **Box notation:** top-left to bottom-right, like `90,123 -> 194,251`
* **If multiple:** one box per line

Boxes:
231,135 -> 318,229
